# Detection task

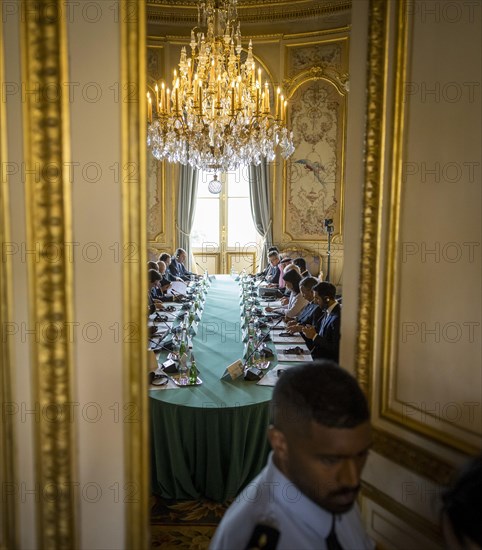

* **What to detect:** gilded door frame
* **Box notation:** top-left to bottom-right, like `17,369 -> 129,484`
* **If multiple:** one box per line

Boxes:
356,0 -> 456,484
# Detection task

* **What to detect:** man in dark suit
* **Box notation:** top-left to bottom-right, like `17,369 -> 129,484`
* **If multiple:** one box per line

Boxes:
168,248 -> 197,282
256,246 -> 279,279
286,276 -> 324,333
265,250 -> 281,285
302,281 -> 341,362
148,269 -> 166,312
159,252 -> 177,282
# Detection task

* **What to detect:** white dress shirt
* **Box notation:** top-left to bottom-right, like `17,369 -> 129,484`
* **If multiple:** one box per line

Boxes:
209,453 -> 375,550
279,291 -> 308,318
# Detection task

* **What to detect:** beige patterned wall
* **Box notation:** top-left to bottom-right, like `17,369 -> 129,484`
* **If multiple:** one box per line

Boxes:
275,33 -> 349,288
285,76 -> 345,240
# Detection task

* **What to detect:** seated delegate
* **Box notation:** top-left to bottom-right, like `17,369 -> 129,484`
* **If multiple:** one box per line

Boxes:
159,252 -> 177,282
286,276 -> 324,333
302,281 -> 341,363
264,250 -> 281,286
168,248 -> 198,282
255,246 -> 280,279
265,268 -> 308,321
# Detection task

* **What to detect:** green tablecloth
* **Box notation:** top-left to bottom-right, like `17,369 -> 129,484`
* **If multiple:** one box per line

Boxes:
149,275 -> 273,502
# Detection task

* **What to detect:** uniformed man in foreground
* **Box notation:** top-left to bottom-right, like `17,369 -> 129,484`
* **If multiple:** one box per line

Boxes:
210,361 -> 374,550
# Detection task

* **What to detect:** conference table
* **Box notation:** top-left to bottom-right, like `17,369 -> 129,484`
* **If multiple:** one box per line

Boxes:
149,275 -> 278,503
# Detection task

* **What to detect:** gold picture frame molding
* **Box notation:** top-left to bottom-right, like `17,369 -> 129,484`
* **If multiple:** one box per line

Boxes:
120,1 -> 150,548
356,0 -> 460,483
379,0 -> 479,454
0,7 -> 19,548
19,0 -> 78,546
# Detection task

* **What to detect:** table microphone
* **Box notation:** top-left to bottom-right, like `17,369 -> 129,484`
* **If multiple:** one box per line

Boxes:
169,288 -> 188,301
244,316 -> 283,367
154,313 -> 172,331
148,335 -> 174,353
157,309 -> 180,319
195,261 -> 215,280
195,261 -> 206,274
236,259 -> 256,279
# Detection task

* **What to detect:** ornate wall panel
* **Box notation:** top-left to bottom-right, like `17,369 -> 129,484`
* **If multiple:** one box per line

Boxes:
147,41 -> 168,250
277,33 -> 348,290
357,0 -> 481,488
286,37 -> 348,77
284,71 -> 347,242
147,41 -> 165,81
147,153 -> 166,246
360,489 -> 443,550
379,0 -> 481,455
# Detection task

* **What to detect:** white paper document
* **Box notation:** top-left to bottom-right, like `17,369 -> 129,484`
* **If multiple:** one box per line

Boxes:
275,353 -> 313,362
166,281 -> 188,295
260,300 -> 283,308
275,343 -> 312,362
256,364 -> 298,386
270,332 -> 305,344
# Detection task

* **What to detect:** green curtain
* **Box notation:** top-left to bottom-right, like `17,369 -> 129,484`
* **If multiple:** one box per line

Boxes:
176,163 -> 199,270
248,158 -> 272,270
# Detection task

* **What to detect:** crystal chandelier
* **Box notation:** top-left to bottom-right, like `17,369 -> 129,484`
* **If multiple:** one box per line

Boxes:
146,0 -> 295,176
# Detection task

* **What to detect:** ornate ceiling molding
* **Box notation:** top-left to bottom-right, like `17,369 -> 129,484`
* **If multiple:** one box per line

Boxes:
147,0 -> 351,26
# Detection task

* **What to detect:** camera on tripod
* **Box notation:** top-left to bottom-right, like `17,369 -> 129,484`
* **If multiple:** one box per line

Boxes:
324,218 -> 334,234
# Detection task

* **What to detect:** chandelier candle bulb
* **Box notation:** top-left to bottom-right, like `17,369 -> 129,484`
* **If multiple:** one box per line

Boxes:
155,84 -> 159,112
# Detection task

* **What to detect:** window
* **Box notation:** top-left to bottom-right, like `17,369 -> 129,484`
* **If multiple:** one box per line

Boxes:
191,168 -> 260,273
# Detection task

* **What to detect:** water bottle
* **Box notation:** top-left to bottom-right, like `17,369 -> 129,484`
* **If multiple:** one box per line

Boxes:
189,358 -> 197,385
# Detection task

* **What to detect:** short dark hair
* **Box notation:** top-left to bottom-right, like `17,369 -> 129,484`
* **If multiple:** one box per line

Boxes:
159,253 -> 171,262
147,261 -> 158,270
148,269 -> 161,283
283,268 -> 302,293
313,281 -> 337,299
299,276 -> 318,290
293,257 -> 307,271
267,246 -> 279,253
175,248 -> 186,257
271,361 -> 370,433
442,455 -> 482,548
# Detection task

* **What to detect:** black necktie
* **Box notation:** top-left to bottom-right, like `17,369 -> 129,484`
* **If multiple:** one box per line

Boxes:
326,515 -> 344,550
